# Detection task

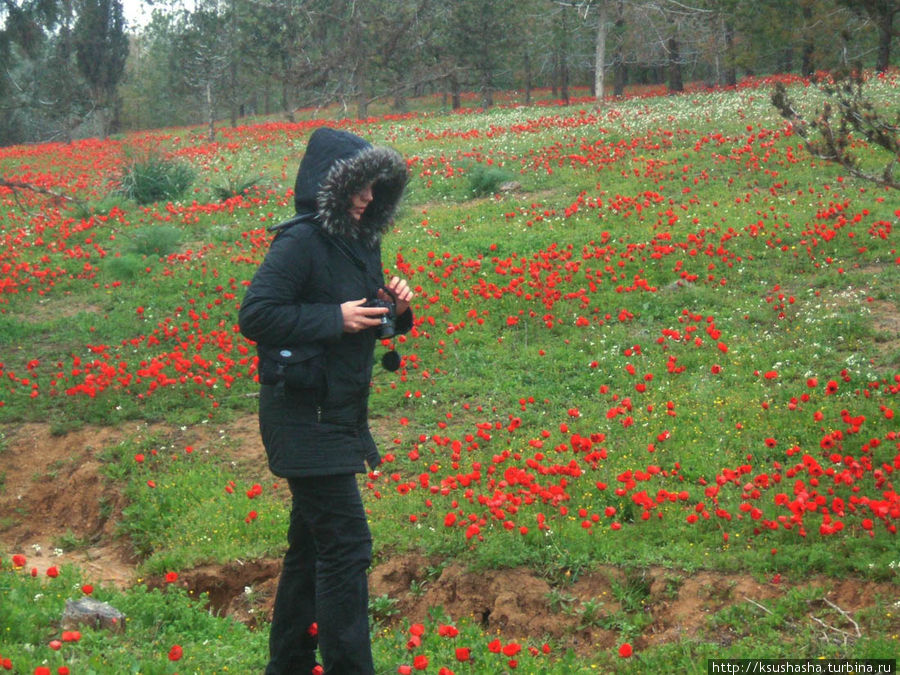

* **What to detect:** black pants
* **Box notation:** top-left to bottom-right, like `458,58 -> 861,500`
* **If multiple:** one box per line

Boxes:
265,474 -> 374,675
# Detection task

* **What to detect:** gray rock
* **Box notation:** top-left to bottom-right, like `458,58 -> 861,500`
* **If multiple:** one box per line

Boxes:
61,597 -> 126,633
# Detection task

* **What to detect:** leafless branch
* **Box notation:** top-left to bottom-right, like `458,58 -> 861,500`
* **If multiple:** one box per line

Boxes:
772,75 -> 900,190
0,179 -> 74,203
821,597 -> 862,639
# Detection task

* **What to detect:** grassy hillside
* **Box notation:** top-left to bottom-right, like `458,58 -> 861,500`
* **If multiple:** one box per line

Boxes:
1,76 -> 898,673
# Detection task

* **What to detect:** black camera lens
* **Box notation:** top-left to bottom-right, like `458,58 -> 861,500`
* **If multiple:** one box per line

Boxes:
364,297 -> 396,338
378,310 -> 395,338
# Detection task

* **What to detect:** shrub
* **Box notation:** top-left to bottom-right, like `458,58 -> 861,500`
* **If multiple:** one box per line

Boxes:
467,163 -> 514,198
128,225 -> 183,257
104,252 -> 145,279
69,195 -> 129,220
120,156 -> 195,205
210,174 -> 263,202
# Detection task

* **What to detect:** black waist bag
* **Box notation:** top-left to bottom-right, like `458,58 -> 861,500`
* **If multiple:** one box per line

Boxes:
257,344 -> 326,397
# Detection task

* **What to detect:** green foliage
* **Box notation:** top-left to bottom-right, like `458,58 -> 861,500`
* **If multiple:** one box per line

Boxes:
73,0 -> 128,94
73,0 -> 129,137
126,225 -> 183,257
210,174 -> 264,202
467,162 -> 515,198
369,593 -> 401,624
611,568 -> 653,614
120,156 -> 195,204
69,194 -> 130,220
546,587 -> 576,613
103,252 -> 145,279
572,597 -> 606,629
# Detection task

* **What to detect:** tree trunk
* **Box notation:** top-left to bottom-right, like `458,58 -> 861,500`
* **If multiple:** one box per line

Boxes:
356,60 -> 369,119
96,108 -> 108,140
801,41 -> 814,76
481,78 -> 494,109
667,36 -> 683,93
722,16 -> 736,87
801,3 -> 815,76
93,86 -> 109,139
614,59 -> 626,96
110,96 -> 122,135
229,59 -> 238,127
450,73 -> 461,110
206,80 -> 215,143
524,51 -> 532,104
594,0 -> 607,104
228,0 -> 237,127
613,0 -> 626,96
781,47 -> 793,75
551,49 -> 559,97
393,88 -> 408,112
875,12 -> 893,72
282,77 -> 294,123
353,12 -> 369,119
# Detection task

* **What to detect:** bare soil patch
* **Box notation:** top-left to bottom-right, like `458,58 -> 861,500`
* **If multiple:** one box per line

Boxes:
1,418 -> 897,655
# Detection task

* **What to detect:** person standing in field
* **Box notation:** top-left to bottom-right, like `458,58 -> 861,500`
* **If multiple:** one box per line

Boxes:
239,126 -> 413,674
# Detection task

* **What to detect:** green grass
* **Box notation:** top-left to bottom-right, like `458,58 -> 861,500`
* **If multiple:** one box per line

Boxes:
100,436 -> 287,573
2,76 -> 899,672
0,564 -> 267,673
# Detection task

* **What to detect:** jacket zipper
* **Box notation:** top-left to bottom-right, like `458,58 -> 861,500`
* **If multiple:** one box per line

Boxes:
316,405 -> 323,423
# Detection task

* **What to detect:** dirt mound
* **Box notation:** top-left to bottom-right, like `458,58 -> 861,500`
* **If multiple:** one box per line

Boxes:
1,422 -> 137,584
371,555 -> 564,633
642,569 -> 780,644
147,559 -> 283,628
0,417 -> 264,585
367,558 -> 899,654
1,423 -> 121,540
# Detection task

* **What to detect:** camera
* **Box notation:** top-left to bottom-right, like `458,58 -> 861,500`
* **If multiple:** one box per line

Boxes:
364,294 -> 396,338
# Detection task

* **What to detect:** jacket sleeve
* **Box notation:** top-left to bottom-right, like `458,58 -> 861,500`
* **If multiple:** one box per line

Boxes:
238,230 -> 344,346
395,307 -> 413,335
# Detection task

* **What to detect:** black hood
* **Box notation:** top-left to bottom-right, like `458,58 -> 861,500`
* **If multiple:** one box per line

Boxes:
293,127 -> 408,247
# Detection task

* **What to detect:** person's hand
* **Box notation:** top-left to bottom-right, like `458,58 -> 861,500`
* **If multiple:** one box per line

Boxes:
380,276 -> 413,316
341,298 -> 388,333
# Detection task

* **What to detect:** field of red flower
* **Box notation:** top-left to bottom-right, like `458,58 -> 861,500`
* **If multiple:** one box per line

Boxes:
1,75 -> 899,673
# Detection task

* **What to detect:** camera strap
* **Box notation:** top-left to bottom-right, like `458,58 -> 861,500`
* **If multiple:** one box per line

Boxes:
267,212 -> 315,236
314,228 -> 389,297
321,230 -> 368,274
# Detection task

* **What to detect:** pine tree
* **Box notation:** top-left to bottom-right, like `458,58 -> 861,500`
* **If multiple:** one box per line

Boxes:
73,0 -> 128,137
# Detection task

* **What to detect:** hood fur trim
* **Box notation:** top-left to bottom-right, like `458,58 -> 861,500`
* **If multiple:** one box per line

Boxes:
317,145 -> 408,248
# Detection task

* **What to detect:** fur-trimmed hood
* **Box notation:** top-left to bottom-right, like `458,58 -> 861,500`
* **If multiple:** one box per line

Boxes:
292,127 -> 408,247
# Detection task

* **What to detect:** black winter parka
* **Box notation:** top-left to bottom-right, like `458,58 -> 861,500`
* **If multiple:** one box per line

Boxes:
238,127 -> 411,477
